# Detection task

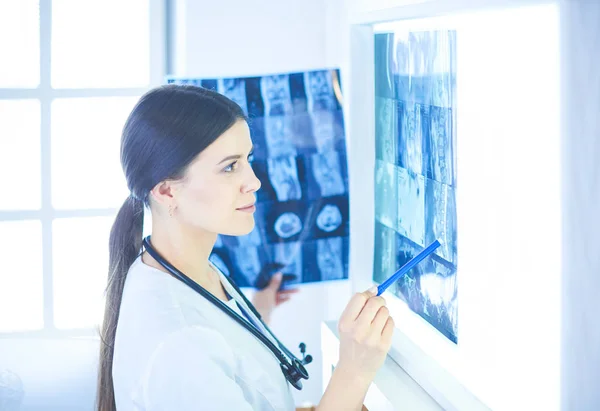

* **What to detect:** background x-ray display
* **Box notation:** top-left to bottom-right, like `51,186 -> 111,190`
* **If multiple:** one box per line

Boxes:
167,70 -> 349,288
373,31 -> 458,343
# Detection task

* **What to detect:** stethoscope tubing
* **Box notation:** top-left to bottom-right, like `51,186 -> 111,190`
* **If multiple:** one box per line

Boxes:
141,236 -> 309,388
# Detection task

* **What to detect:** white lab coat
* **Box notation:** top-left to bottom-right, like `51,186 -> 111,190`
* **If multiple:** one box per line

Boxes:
112,256 -> 296,411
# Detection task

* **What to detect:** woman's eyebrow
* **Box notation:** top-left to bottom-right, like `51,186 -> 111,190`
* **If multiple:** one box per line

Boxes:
217,154 -> 241,165
216,146 -> 254,165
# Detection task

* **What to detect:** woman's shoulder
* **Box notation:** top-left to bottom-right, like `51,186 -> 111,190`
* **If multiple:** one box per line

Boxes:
118,256 -> 218,341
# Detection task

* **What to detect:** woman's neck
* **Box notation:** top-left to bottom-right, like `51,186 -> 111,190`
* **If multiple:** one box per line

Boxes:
142,221 -> 228,301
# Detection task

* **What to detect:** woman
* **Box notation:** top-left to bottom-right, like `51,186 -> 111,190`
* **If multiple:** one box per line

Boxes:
96,84 -> 394,411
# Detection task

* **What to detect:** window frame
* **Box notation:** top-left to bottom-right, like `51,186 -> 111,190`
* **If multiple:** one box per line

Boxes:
0,0 -> 166,338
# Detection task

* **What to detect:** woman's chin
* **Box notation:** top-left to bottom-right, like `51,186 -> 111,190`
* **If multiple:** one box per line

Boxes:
222,218 -> 255,237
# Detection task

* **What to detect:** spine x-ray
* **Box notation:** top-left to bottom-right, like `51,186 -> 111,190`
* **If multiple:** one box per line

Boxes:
373,31 -> 458,343
167,70 -> 349,289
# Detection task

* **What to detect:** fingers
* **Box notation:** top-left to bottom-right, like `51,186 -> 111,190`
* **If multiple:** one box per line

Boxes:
340,286 -> 379,323
356,296 -> 386,329
278,289 -> 299,296
275,289 -> 299,305
276,294 -> 292,305
268,273 -> 283,290
340,293 -> 369,323
370,305 -> 390,335
381,316 -> 395,344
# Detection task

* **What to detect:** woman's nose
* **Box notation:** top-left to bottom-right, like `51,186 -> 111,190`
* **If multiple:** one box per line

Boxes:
242,166 -> 262,194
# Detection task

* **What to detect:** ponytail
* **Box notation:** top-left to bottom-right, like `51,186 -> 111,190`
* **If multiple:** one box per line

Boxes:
96,195 -> 144,411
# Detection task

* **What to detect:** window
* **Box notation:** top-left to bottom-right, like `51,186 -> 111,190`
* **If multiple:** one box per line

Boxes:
0,0 -> 165,336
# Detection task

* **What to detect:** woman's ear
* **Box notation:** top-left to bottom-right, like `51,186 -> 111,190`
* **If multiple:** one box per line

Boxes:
150,180 -> 176,209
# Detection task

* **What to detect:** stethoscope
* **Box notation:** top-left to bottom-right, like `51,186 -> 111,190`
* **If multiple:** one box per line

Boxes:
142,236 -> 312,390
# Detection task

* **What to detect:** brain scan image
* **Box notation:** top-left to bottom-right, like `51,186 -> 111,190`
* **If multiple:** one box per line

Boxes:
274,212 -> 303,239
316,204 -> 343,233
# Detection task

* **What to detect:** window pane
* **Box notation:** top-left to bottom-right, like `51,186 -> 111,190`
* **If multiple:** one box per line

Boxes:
51,97 -> 138,209
0,0 -> 40,88
0,100 -> 41,210
0,220 -> 43,332
51,0 -> 150,88
53,216 -> 115,329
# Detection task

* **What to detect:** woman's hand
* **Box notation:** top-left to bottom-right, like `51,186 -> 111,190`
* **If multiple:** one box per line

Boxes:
336,287 -> 395,384
251,273 -> 299,326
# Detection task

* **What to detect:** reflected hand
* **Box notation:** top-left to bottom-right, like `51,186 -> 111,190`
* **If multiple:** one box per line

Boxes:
251,272 -> 300,326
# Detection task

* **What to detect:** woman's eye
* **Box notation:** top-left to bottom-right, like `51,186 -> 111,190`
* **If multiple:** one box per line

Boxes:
223,161 -> 238,172
248,152 -> 255,162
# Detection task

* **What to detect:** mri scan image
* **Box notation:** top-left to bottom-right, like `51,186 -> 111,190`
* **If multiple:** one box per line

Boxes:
375,97 -> 398,164
261,74 -> 293,117
374,30 -> 457,343
310,151 -> 346,197
398,101 -> 424,175
304,70 -> 336,112
218,78 -> 248,115
396,166 -> 425,246
236,225 -> 263,248
316,204 -> 343,233
267,156 -> 302,201
272,241 -> 303,283
264,116 -> 297,158
309,110 -> 340,153
375,160 -> 397,229
427,106 -> 454,186
274,212 -> 304,239
232,246 -> 262,285
425,178 -> 457,264
316,237 -> 344,280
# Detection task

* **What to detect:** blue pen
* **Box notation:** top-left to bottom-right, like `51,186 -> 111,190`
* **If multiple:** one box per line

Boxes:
376,239 -> 442,296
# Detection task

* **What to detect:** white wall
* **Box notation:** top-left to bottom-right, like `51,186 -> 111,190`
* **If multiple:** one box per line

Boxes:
171,0 -> 328,77
559,1 -> 600,409
0,338 -> 99,411
169,0 -> 353,406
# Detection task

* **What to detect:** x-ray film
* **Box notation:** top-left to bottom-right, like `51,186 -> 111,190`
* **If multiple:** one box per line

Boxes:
374,30 -> 458,343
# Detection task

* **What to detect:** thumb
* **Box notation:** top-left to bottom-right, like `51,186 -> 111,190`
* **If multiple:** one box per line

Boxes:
268,272 -> 283,290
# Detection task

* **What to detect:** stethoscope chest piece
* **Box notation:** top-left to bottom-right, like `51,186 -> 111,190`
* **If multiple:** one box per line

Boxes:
281,359 -> 308,390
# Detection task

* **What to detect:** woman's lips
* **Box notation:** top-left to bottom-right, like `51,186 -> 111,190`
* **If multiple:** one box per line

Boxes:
236,204 -> 256,213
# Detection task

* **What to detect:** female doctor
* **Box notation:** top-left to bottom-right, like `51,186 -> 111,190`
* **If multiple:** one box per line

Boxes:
96,84 -> 395,411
